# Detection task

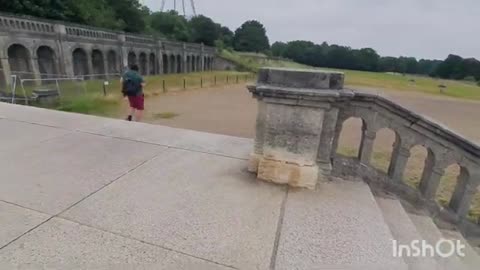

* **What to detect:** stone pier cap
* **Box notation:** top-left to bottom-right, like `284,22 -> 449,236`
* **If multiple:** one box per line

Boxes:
248,68 -> 346,189
248,68 -> 347,102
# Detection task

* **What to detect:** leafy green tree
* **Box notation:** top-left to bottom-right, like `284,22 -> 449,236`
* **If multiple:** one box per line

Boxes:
0,0 -> 69,20
65,0 -> 120,30
189,15 -> 219,46
233,20 -> 270,52
271,42 -> 287,57
106,0 -> 149,33
149,11 -> 190,41
218,26 -> 234,48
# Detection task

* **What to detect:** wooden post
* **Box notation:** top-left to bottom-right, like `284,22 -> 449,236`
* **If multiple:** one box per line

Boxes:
183,78 -> 186,90
162,80 -> 166,93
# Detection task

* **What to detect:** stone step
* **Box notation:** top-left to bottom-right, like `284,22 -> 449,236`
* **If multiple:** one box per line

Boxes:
409,214 -> 469,270
375,197 -> 438,270
440,229 -> 480,269
274,180 -> 407,270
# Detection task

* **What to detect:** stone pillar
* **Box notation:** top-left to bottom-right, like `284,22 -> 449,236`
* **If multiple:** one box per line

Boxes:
86,51 -> 93,77
387,142 -> 410,182
317,107 -> 340,177
359,129 -> 376,165
449,169 -> 478,219
200,43 -> 205,72
29,57 -> 41,84
103,57 -> 110,79
1,58 -> 12,87
248,68 -> 344,189
419,153 -> 443,200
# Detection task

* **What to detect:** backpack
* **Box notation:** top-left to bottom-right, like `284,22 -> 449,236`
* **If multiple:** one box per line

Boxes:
123,77 -> 140,96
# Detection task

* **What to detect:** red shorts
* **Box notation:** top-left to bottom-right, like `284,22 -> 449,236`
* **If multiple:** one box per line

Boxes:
128,95 -> 144,110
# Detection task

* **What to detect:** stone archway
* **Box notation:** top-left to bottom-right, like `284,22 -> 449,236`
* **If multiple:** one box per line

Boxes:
72,48 -> 89,76
37,46 -> 57,79
139,52 -> 147,75
128,52 -> 137,67
149,53 -> 156,75
107,50 -> 118,74
8,44 -> 32,78
91,49 -> 105,78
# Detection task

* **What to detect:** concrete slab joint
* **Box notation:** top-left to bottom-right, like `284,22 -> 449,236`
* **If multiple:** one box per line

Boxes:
248,68 -> 345,189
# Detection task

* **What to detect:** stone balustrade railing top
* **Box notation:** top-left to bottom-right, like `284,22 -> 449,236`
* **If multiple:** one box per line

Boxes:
248,68 -> 480,237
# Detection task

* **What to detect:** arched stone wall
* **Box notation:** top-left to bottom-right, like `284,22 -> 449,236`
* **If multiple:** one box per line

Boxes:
91,49 -> 105,78
37,45 -> 57,79
107,50 -> 118,74
72,48 -> 89,76
8,44 -> 32,78
127,51 -> 137,67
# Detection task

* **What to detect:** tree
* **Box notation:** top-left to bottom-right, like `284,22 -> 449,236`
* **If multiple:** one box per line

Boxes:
271,42 -> 287,57
0,0 -> 69,20
189,15 -> 219,46
106,0 -> 149,33
233,20 -> 270,52
150,11 -> 190,41
218,26 -> 234,48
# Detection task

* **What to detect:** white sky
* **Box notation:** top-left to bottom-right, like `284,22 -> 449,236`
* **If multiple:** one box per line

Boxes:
145,0 -> 479,60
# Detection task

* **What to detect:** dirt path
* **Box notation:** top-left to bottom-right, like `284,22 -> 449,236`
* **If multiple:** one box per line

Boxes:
138,84 -> 480,145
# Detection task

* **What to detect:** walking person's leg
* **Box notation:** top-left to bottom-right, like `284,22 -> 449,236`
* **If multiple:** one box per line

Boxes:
134,94 -> 145,122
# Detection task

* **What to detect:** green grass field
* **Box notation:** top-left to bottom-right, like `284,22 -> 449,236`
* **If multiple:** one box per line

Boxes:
56,71 -> 252,116
222,50 -> 480,101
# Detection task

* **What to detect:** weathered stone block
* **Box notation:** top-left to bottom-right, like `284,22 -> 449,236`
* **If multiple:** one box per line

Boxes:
257,68 -> 344,90
257,157 -> 319,189
249,68 -> 344,189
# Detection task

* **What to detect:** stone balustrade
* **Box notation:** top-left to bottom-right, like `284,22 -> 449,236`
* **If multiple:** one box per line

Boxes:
0,12 -> 216,88
248,68 -> 480,237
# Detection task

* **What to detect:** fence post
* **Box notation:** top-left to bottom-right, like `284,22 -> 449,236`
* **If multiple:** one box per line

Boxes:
102,81 -> 107,97
183,78 -> 186,90
162,80 -> 166,93
201,77 -> 203,88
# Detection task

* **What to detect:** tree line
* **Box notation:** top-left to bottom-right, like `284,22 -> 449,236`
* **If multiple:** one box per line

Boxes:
1,0 -> 269,51
271,41 -> 480,82
3,0 -> 479,82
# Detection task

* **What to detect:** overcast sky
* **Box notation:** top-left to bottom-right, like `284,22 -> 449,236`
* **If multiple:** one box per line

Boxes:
145,0 -> 479,60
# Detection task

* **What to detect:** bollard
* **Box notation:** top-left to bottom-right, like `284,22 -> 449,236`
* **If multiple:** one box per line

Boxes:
214,76 -> 217,86
226,75 -> 229,84
236,75 -> 239,83
201,77 -> 203,88
183,78 -> 186,90
162,80 -> 166,93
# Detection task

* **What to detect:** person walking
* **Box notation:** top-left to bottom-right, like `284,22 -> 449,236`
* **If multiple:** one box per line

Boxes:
121,64 -> 145,122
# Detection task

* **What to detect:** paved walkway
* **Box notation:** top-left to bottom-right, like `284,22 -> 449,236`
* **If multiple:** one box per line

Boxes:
0,103 -> 406,269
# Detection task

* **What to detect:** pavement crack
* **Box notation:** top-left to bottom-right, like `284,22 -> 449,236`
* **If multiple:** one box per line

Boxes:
269,187 -> 289,270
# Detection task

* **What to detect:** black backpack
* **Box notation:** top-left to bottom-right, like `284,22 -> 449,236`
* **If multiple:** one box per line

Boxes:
123,78 -> 140,96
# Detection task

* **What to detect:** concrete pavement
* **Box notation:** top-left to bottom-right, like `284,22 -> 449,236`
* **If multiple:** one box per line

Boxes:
0,103 -> 408,269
